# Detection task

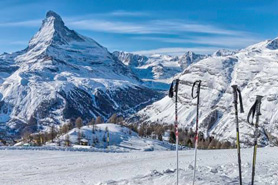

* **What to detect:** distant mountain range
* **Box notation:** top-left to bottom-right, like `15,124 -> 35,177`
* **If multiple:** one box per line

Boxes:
132,37 -> 278,146
113,51 -> 207,90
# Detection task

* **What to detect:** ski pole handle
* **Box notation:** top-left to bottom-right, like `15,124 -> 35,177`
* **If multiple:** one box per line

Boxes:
169,81 -> 174,98
231,85 -> 244,113
169,79 -> 180,98
231,85 -> 238,104
175,79 -> 180,95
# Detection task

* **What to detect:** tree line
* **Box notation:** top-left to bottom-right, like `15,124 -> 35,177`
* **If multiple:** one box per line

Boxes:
125,122 -> 236,150
20,113 -> 278,148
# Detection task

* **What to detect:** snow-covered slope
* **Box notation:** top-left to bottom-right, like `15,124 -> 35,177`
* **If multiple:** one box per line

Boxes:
134,37 -> 278,146
113,51 -> 207,90
1,147 -> 278,184
0,11 -> 161,136
60,123 -> 174,151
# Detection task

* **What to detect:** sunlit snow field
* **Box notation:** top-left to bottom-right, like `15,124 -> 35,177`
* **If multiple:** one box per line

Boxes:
1,147 -> 277,185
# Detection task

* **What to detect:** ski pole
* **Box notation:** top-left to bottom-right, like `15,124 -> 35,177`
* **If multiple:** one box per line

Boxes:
247,95 -> 263,185
231,85 -> 244,185
169,79 -> 180,185
192,80 -> 201,185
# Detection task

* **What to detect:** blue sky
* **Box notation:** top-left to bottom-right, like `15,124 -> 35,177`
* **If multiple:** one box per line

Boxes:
0,0 -> 277,55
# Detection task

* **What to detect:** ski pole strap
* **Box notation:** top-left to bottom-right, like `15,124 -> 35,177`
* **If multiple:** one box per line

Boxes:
191,80 -> 201,99
247,101 -> 257,125
237,88 -> 244,113
247,96 -> 263,125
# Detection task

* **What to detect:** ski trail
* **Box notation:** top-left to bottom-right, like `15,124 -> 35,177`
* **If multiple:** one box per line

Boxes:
1,147 -> 278,185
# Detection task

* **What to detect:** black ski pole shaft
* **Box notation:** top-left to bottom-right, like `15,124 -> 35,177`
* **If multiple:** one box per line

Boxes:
231,85 -> 244,185
192,80 -> 201,185
168,79 -> 180,185
251,95 -> 263,185
175,79 -> 179,185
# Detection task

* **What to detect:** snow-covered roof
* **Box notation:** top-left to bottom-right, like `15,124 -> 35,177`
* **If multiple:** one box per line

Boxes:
81,138 -> 88,142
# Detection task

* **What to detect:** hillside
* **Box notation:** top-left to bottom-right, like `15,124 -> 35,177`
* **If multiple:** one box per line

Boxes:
58,123 -> 175,151
133,38 -> 278,146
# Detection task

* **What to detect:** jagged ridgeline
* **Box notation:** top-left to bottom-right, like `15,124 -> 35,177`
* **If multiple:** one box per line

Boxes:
133,38 -> 278,146
0,11 -> 162,136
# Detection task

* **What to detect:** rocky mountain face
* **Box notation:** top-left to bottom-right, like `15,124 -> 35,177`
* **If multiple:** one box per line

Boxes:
0,11 -> 162,137
132,38 -> 278,146
113,51 -> 207,90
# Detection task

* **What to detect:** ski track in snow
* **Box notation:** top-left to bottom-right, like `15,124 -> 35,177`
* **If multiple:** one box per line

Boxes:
0,147 -> 278,185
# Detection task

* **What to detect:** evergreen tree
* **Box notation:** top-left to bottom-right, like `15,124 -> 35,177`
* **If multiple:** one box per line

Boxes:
75,117 -> 83,129
68,119 -> 75,130
221,141 -> 232,149
95,116 -> 103,124
169,131 -> 176,143
88,118 -> 95,126
102,134 -> 106,142
107,113 -> 117,123
50,124 -> 56,143
61,124 -> 69,134
208,139 -> 218,149
138,125 -> 145,137
158,133 -> 163,141
216,140 -> 222,149
116,116 -> 124,125
77,130 -> 82,144
65,134 -> 70,146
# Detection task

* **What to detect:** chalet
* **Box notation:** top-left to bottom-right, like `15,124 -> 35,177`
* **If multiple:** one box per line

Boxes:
80,138 -> 88,146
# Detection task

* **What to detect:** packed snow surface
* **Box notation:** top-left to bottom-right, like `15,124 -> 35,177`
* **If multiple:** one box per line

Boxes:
0,147 -> 277,185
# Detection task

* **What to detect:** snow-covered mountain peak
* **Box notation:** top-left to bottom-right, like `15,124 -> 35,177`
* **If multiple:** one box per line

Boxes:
28,10 -> 84,51
178,51 -> 207,69
0,11 -> 162,138
267,37 -> 278,50
212,49 -> 237,57
46,10 -> 63,21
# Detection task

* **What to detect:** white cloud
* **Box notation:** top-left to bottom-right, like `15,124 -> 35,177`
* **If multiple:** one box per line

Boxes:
68,19 -> 159,34
0,13 -> 252,38
151,20 -> 246,36
133,35 -> 263,49
0,19 -> 40,27
67,18 -> 248,36
8,40 -> 28,45
108,10 -> 149,17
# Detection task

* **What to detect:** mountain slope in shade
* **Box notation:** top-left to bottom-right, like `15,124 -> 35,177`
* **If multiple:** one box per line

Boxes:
0,11 -> 162,136
113,51 -> 207,90
133,37 -> 278,146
